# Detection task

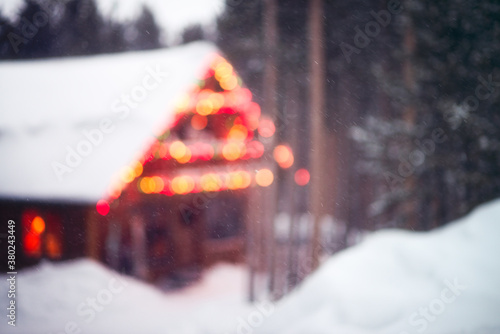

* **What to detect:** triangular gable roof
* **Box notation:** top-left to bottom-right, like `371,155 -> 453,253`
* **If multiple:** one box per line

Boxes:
0,42 -> 218,203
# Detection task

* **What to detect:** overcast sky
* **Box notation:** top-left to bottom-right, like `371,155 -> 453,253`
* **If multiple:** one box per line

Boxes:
0,0 -> 226,40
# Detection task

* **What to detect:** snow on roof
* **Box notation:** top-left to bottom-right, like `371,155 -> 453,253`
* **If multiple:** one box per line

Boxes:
0,41 -> 218,203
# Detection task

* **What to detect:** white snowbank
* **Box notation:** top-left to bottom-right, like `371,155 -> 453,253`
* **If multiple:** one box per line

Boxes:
0,260 -> 253,334
257,199 -> 500,334
2,199 -> 500,334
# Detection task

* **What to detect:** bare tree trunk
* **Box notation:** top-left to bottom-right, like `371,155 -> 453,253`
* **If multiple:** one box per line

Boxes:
262,0 -> 279,299
308,0 -> 326,270
402,15 -> 418,230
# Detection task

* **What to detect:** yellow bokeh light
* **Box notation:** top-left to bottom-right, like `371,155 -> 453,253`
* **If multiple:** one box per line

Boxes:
169,141 -> 187,160
172,176 -> 195,194
176,147 -> 192,164
210,93 -> 225,110
120,166 -> 135,183
240,171 -> 251,188
222,142 -> 242,161
228,171 -> 251,190
220,75 -> 238,91
215,62 -> 233,81
201,173 -> 221,192
228,124 -> 248,141
196,99 -> 214,116
255,169 -> 274,187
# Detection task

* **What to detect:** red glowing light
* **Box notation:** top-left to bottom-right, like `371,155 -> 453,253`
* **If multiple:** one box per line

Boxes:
258,117 -> 275,138
294,168 -> 310,186
24,233 -> 41,255
96,200 -> 110,216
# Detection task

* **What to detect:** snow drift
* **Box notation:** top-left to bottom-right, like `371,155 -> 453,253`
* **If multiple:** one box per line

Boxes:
0,260 -> 252,334
256,198 -> 500,334
1,199 -> 500,334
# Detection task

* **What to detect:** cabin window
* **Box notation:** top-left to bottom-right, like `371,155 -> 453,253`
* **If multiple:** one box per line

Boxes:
22,210 -> 62,259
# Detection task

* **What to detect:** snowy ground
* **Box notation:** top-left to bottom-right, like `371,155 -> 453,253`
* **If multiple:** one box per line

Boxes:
256,199 -> 500,334
2,198 -> 500,334
0,261 -> 255,334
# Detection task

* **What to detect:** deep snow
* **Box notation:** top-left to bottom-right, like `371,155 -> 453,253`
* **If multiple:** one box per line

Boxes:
256,199 -> 500,334
1,198 -> 500,334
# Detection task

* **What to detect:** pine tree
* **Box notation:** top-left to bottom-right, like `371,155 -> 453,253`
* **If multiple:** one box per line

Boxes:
181,24 -> 204,44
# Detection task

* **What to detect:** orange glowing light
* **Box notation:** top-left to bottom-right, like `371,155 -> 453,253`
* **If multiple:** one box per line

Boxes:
201,173 -> 221,192
45,233 -> 62,259
31,216 -> 45,235
196,99 -> 214,116
139,177 -> 153,194
240,171 -> 251,188
96,200 -> 110,216
294,168 -> 310,186
228,124 -> 248,141
133,161 -> 143,177
222,142 -> 242,161
258,117 -> 276,138
172,176 -> 195,194
158,144 -> 168,158
191,115 -> 208,130
228,172 -> 243,190
255,169 -> 274,187
151,176 -> 164,193
274,145 -> 294,169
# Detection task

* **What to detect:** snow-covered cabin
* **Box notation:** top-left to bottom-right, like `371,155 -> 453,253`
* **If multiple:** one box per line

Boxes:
0,42 -> 277,281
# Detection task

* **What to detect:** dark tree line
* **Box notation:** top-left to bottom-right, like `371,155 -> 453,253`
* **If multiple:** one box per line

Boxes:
0,0 -> 163,60
217,0 -> 500,232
